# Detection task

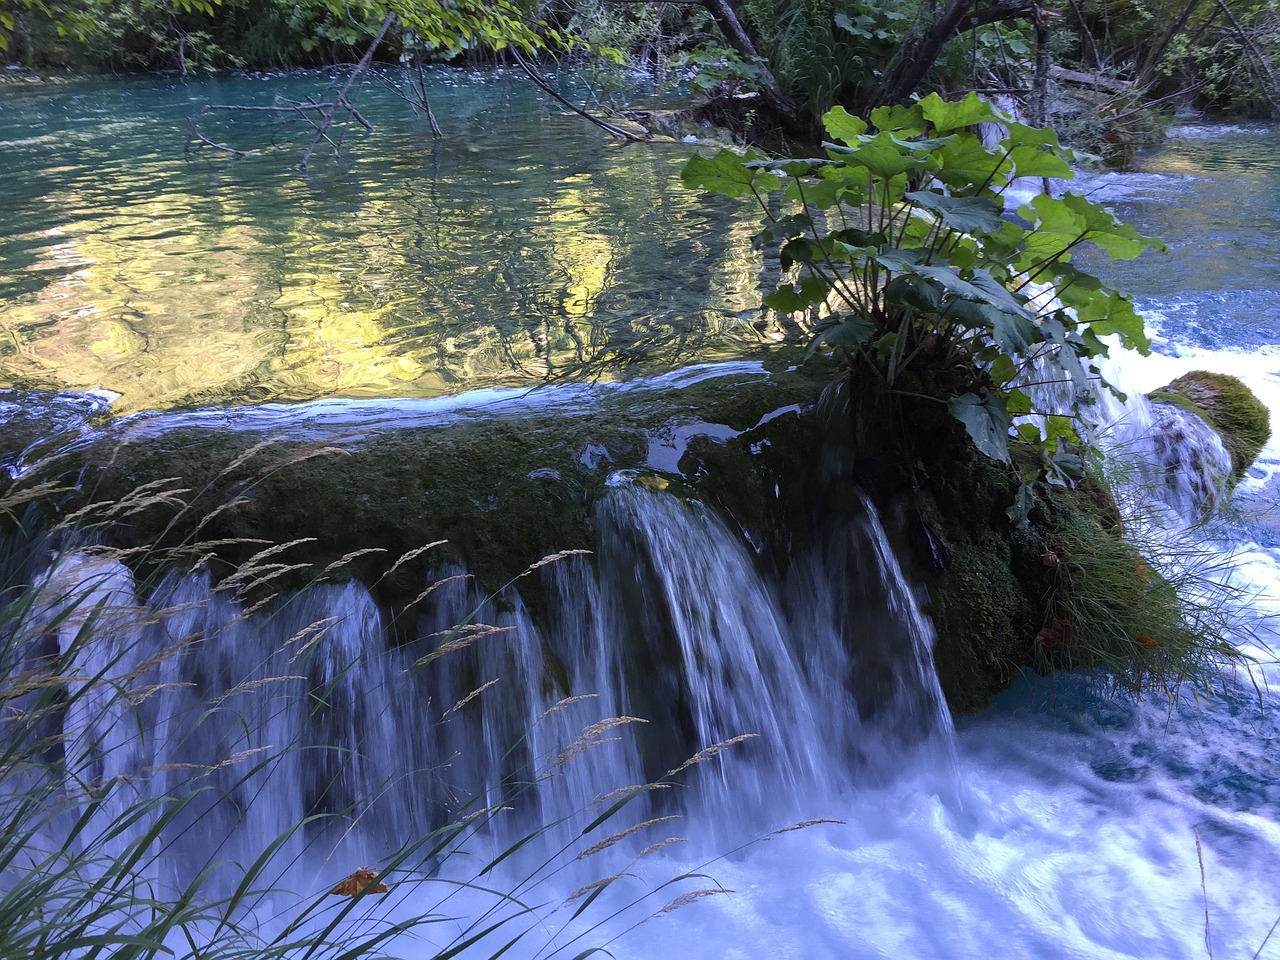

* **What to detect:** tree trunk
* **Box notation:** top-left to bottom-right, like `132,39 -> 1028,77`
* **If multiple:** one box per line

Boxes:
697,0 -> 799,121
871,0 -> 1036,107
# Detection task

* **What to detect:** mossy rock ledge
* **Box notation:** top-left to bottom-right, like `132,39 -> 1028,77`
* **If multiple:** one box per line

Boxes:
1148,371 -> 1271,488
0,362 -> 829,621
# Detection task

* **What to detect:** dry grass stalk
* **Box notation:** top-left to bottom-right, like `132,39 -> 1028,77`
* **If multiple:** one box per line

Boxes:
534,694 -> 599,728
239,590 -> 283,618
446,679 -> 501,716
636,837 -> 688,859
145,744 -> 273,779
322,548 -> 388,575
565,874 -> 624,903
255,441 -> 351,476
414,623 -> 511,668
284,617 -> 339,663
554,717 -> 648,768
229,562 -> 314,598
400,572 -> 471,614
770,818 -> 846,836
380,540 -> 449,581
514,549 -> 593,579
213,539 -> 317,593
0,481 -> 76,514
653,888 -> 734,916
667,734 -> 759,777
577,816 -> 681,859
206,675 -> 305,708
454,804 -> 514,827
57,478 -> 189,528
594,783 -> 670,806
214,435 -> 288,480
1196,828 -> 1212,959
191,496 -> 253,538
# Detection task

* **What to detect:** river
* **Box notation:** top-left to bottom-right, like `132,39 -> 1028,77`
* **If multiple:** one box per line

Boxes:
1,74 -> 1279,959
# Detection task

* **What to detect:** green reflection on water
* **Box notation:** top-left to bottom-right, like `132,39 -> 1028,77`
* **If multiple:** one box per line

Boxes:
0,71 -> 771,414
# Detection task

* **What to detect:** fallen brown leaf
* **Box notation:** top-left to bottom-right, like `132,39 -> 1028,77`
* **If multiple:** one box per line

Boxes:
330,867 -> 389,896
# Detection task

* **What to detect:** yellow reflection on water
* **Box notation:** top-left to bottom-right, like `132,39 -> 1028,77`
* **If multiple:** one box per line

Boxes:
0,107 -> 774,415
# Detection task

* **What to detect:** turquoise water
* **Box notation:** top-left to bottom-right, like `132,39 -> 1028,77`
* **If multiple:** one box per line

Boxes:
1079,123 -> 1280,349
0,71 -> 764,413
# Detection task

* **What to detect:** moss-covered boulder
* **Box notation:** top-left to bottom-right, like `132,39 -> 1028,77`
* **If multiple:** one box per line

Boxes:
1149,371 -> 1271,487
0,361 -> 831,617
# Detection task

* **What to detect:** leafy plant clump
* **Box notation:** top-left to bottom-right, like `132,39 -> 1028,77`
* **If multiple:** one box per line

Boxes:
682,92 -> 1165,510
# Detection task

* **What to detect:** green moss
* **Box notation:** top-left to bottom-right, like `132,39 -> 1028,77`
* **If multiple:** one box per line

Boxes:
928,537 -> 1034,714
6,363 -> 831,619
1150,372 -> 1271,486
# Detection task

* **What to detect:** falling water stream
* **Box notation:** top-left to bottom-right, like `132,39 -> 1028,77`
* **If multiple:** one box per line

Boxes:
2,77 -> 1280,957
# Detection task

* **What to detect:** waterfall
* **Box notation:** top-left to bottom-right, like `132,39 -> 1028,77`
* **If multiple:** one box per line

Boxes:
0,467 -> 961,918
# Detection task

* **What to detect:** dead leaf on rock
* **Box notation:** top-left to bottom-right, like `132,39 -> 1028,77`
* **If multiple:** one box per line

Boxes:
1036,617 -> 1073,650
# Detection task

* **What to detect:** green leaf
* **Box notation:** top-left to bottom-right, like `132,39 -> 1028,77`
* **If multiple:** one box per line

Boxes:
808,314 -> 876,356
681,149 -> 780,199
766,275 -> 829,312
758,213 -> 814,245
884,274 -> 943,312
1060,192 -> 1163,259
823,106 -> 868,145
966,268 -> 1029,314
1016,422 -> 1042,443
780,237 -> 820,270
919,91 -> 1003,132
934,134 -> 1009,193
908,264 -> 1020,312
847,132 -> 927,180
949,391 -> 1012,462
1006,388 -> 1032,415
833,10 -> 868,37
1072,290 -> 1151,354
1007,143 -> 1074,180
949,300 -> 1039,353
747,157 -> 833,177
874,247 -> 928,272
868,102 -> 925,137
1039,315 -> 1092,388
1006,480 -> 1037,527
905,191 -> 1004,234
831,227 -> 886,248
990,353 -> 1017,385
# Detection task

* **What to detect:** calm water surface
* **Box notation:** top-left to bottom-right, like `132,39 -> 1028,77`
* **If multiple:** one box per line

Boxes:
0,71 -> 765,413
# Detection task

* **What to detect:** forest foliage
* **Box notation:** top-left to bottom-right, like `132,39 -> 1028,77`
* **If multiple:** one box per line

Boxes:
2,0 -> 1277,128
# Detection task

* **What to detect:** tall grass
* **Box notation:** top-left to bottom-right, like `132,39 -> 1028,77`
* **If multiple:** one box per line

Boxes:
0,453 -> 752,960
1036,449 -> 1274,700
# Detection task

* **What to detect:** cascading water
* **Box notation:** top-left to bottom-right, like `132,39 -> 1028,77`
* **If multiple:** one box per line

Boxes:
0,458 -> 965,954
